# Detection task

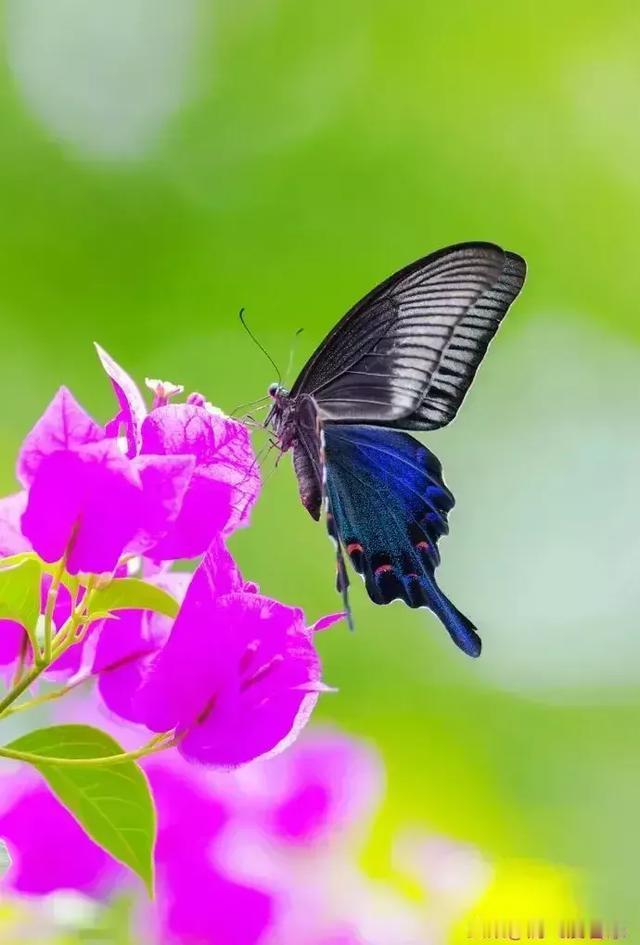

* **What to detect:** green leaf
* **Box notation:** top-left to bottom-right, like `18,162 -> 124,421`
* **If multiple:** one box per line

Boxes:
0,552 -> 74,587
0,557 -> 42,637
87,577 -> 179,619
5,725 -> 156,893
0,551 -> 39,570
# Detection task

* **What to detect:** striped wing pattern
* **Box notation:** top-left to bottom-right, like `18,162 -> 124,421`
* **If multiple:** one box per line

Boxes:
400,250 -> 526,430
291,242 -> 526,429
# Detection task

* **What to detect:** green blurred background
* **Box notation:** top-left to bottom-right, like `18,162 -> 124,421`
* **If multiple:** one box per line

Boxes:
1,0 -> 640,934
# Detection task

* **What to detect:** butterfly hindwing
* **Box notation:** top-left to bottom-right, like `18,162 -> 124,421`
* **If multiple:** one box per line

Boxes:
323,424 -> 481,657
291,242 -> 526,430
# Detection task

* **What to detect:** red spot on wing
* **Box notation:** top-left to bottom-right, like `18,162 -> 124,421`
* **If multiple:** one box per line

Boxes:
346,542 -> 364,555
416,541 -> 430,550
374,564 -> 394,575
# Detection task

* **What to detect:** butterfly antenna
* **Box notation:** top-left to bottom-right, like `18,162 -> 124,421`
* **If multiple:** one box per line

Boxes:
285,327 -> 304,383
230,395 -> 271,418
239,308 -> 282,385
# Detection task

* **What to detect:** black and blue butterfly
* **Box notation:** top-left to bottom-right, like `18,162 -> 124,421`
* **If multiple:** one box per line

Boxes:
265,242 -> 526,657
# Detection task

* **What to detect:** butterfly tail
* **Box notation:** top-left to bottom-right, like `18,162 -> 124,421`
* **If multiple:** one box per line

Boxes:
422,572 -> 482,658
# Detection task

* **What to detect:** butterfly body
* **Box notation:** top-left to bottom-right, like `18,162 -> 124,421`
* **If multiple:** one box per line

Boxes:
268,387 -> 323,520
266,242 -> 527,657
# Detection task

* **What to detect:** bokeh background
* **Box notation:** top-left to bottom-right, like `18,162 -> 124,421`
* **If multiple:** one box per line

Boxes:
1,0 -> 640,940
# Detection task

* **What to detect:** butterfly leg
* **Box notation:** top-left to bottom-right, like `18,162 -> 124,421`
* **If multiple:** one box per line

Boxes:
268,437 -> 287,467
335,539 -> 353,631
326,501 -> 354,631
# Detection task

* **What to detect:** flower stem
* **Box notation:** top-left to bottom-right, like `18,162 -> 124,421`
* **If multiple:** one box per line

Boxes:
0,734 -> 174,767
1,675 -> 90,718
43,557 -> 66,664
0,663 -> 47,717
51,576 -> 94,658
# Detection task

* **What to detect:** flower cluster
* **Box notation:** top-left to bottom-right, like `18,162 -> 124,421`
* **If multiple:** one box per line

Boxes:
0,345 -> 363,939
0,721 -> 491,945
0,346 -> 340,768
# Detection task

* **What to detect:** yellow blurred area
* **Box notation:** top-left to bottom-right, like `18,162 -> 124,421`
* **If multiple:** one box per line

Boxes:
458,860 -> 582,945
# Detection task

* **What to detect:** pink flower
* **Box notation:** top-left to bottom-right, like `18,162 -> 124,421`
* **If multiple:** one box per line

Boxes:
0,713 -> 424,945
135,546 -> 332,767
92,539 -> 242,723
157,862 -> 272,945
0,492 -> 29,557
212,729 -> 383,886
261,730 -> 384,846
0,619 -> 24,667
95,343 -> 147,457
92,571 -> 191,723
96,345 -> 260,557
140,404 -> 259,557
16,388 -> 194,575
16,386 -> 104,485
209,730 -> 421,945
11,363 -> 260,575
0,755 -> 272,945
0,773 -> 123,897
210,728 -> 383,852
146,757 -> 272,945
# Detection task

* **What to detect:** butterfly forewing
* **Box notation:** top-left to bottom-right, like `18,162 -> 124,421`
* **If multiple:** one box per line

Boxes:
399,250 -> 526,429
290,242 -> 526,429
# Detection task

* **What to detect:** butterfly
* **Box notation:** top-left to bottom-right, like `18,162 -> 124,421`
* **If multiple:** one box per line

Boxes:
266,242 -> 526,657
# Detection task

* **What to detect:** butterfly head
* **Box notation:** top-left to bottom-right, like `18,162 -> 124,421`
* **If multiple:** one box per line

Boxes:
268,381 -> 288,400
265,382 -> 291,434
267,382 -> 291,413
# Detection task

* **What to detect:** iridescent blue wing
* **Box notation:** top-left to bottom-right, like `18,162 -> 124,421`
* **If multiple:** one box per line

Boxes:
323,423 -> 481,657
290,242 -> 525,430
